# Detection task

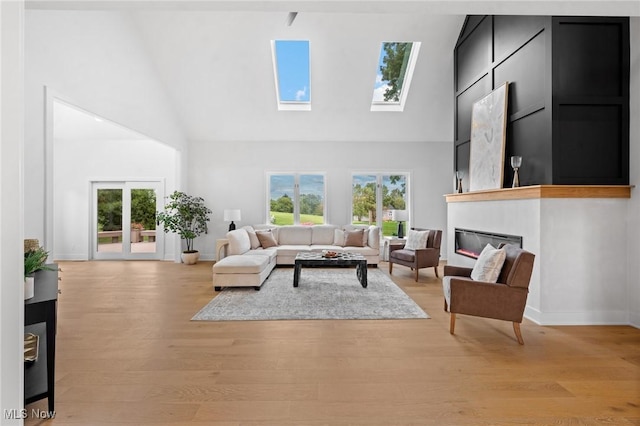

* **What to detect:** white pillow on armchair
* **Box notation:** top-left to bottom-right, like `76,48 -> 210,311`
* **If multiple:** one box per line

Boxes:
404,229 -> 429,250
471,244 -> 506,282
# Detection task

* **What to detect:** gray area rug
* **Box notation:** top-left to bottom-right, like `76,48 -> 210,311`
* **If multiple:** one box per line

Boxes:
192,267 -> 429,321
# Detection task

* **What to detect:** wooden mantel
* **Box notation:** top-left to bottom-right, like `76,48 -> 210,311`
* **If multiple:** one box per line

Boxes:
445,185 -> 633,203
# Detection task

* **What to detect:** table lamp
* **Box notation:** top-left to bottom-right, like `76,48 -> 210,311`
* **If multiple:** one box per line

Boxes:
391,210 -> 409,239
224,209 -> 241,231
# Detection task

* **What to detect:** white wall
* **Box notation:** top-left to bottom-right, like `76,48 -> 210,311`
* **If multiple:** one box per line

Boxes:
628,17 -> 640,328
0,1 -> 25,420
448,197 -> 630,325
189,140 -> 453,260
53,138 -> 177,260
25,10 -> 187,247
539,199 -> 629,324
447,199 -> 542,315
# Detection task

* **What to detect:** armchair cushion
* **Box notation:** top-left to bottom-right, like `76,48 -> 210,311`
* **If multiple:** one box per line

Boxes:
471,244 -> 506,283
405,229 -> 429,250
389,249 -> 416,262
442,276 -> 453,307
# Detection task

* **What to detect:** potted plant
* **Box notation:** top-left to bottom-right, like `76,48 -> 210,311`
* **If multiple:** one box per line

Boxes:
130,222 -> 144,243
156,190 -> 212,265
24,246 -> 55,299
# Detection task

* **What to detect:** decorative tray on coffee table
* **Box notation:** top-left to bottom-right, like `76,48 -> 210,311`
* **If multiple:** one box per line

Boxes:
322,251 -> 339,258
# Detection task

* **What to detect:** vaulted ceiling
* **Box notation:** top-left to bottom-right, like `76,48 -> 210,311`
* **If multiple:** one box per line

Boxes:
128,10 -> 464,142
29,1 -> 639,143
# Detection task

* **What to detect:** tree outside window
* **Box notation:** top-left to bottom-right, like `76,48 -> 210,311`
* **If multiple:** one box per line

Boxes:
269,173 -> 325,225
352,174 -> 408,236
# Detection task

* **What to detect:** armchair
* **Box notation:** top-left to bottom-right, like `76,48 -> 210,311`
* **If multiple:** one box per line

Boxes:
388,228 -> 442,281
442,243 -> 535,344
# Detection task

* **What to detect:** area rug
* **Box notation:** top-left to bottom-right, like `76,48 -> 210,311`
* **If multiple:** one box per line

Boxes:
192,268 -> 429,321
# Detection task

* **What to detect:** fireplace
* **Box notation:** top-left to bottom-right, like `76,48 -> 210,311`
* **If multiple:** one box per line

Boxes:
454,228 -> 522,259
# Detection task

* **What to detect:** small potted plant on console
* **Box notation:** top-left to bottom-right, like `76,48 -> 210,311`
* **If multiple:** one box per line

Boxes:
24,242 -> 55,299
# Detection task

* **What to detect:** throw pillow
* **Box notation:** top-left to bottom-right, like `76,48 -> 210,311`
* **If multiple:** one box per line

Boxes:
344,229 -> 365,247
471,244 -> 506,283
241,226 -> 261,249
255,230 -> 278,249
405,229 -> 429,250
333,229 -> 345,246
343,225 -> 368,246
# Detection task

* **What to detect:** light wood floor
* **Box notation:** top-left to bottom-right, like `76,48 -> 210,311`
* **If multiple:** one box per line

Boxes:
25,260 -> 640,425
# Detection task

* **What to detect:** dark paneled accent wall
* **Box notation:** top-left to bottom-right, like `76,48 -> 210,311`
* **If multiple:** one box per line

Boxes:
453,15 -> 629,188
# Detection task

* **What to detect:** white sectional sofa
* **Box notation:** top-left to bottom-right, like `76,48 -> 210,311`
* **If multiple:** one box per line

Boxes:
212,224 -> 380,291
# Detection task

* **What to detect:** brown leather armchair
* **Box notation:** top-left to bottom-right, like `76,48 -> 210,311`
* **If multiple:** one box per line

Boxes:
388,228 -> 442,281
442,243 -> 535,344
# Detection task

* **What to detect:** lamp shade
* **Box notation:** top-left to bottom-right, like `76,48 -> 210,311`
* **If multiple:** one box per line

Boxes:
224,209 -> 241,221
391,210 -> 408,222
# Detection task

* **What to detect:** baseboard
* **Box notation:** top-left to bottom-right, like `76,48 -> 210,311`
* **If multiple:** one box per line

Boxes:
199,253 -> 215,261
629,312 -> 640,329
525,306 -> 631,326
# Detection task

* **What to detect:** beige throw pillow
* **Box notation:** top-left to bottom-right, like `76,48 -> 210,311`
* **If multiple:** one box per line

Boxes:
333,229 -> 345,246
344,229 -> 365,247
241,226 -> 261,249
471,244 -> 506,283
255,230 -> 278,249
405,229 -> 429,250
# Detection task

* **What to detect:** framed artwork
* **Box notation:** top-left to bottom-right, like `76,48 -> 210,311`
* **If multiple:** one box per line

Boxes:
469,82 -> 509,191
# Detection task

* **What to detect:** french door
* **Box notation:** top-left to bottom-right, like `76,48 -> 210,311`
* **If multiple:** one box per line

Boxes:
92,181 -> 164,260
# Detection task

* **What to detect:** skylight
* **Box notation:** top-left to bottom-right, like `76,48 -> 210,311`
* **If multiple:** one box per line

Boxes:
371,41 -> 421,112
271,40 -> 311,111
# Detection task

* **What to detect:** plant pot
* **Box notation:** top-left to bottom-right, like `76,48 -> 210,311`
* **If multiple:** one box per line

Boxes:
131,229 -> 141,243
24,275 -> 35,300
181,251 -> 200,265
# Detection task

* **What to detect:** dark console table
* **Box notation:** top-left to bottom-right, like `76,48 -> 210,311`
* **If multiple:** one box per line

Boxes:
24,264 -> 58,412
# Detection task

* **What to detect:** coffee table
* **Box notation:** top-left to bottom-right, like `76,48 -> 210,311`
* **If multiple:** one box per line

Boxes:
293,252 -> 368,288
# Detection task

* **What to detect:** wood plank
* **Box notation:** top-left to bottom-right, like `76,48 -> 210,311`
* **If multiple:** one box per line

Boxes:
445,185 -> 633,202
24,260 -> 640,425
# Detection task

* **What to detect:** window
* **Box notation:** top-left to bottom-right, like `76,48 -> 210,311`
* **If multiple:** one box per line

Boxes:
268,173 -> 325,225
371,41 -> 421,112
271,40 -> 311,111
352,173 -> 409,236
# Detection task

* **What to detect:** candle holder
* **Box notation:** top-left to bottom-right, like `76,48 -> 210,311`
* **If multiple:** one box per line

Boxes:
511,156 -> 522,188
455,171 -> 464,193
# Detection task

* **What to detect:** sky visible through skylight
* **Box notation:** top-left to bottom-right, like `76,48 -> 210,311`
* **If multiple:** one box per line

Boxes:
372,51 -> 390,102
274,40 -> 310,103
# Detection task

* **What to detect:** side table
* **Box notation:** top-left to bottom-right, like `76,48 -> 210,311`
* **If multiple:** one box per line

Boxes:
382,236 -> 406,261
